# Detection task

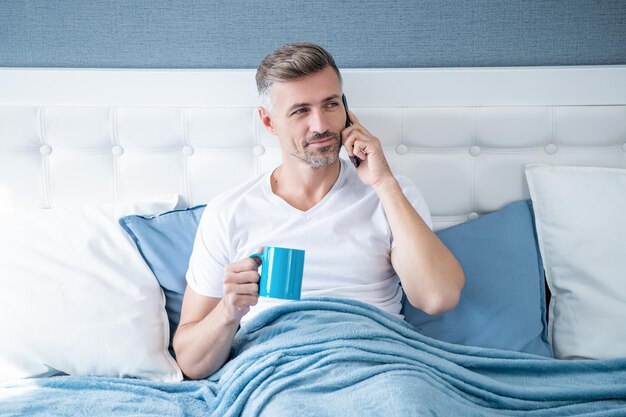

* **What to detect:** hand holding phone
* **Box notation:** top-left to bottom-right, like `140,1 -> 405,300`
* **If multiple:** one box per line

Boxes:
342,94 -> 361,168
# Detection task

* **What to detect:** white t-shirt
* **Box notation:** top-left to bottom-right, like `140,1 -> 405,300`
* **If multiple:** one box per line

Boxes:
186,158 -> 432,326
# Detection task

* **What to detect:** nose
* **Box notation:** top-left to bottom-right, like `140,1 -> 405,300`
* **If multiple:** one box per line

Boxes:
308,108 -> 331,134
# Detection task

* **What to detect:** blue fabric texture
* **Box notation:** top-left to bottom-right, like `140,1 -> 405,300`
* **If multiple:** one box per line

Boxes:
120,200 -> 552,357
403,200 -> 553,357
2,2 -> 625,68
3,298 -> 626,416
119,205 -> 206,353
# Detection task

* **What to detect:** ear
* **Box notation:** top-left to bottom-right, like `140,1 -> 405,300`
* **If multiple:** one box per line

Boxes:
258,107 -> 277,135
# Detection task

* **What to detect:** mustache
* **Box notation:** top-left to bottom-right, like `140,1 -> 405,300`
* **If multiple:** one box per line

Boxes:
305,131 -> 340,145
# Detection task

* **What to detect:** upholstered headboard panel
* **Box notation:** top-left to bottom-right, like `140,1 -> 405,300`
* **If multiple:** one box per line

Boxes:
1,67 -> 625,229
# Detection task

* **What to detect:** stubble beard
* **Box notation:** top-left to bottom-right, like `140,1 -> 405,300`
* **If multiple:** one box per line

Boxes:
292,132 -> 341,169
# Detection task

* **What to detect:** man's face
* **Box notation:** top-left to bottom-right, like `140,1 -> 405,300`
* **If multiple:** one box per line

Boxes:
260,66 -> 346,168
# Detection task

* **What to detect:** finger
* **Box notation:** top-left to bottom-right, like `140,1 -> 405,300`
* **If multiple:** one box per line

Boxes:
240,294 -> 259,307
239,283 -> 259,295
343,137 -> 355,157
353,143 -> 368,161
225,269 -> 260,284
345,131 -> 371,160
232,292 -> 259,305
226,257 -> 261,273
343,129 -> 360,156
233,294 -> 259,311
224,281 -> 259,296
348,115 -> 376,141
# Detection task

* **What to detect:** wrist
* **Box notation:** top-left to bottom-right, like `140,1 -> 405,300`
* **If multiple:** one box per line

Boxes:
372,174 -> 400,196
217,298 -> 244,327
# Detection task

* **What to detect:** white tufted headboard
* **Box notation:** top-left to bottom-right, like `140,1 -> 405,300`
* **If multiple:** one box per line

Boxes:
1,66 -> 625,229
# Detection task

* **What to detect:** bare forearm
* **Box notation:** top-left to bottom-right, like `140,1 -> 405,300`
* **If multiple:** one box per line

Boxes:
341,112 -> 463,313
374,177 -> 464,315
173,300 -> 240,380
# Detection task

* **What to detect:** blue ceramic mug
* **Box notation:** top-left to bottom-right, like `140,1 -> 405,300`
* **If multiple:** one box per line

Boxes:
249,246 -> 305,300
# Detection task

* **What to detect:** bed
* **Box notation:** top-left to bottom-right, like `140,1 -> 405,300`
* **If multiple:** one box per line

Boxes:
1,66 -> 625,416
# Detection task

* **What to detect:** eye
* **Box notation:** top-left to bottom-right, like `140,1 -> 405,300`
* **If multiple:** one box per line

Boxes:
291,107 -> 308,116
325,101 -> 339,109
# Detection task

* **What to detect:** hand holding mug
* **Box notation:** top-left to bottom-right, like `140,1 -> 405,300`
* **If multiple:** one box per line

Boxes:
222,256 -> 261,321
249,246 -> 305,300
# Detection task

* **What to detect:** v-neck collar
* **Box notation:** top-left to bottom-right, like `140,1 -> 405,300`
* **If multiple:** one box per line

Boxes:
264,159 -> 348,216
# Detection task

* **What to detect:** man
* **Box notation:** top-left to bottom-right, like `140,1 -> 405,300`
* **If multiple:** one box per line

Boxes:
173,42 -> 464,380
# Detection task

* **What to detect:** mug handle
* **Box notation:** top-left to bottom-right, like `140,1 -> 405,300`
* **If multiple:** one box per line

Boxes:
249,253 -> 264,264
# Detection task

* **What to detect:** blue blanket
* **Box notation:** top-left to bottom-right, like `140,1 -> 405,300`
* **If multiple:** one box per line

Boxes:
2,298 -> 626,416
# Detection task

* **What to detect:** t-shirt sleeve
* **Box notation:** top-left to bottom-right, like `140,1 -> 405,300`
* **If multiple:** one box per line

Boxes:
185,199 -> 230,298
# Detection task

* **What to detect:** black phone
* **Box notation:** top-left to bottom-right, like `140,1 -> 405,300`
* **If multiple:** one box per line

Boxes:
342,94 -> 361,168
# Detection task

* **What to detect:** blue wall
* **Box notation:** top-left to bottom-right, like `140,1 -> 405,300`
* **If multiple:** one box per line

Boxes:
1,0 -> 625,69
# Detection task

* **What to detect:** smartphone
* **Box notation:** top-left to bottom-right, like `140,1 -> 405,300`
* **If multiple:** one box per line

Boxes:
342,94 -> 361,168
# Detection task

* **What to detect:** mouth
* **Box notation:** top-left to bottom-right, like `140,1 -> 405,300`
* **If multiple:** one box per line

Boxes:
306,135 -> 337,148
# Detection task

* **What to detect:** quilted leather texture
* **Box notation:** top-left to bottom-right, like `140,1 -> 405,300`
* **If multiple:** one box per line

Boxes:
1,68 -> 625,229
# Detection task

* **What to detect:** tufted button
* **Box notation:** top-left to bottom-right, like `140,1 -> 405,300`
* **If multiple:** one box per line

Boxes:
39,144 -> 52,156
545,144 -> 558,155
395,144 -> 408,155
469,145 -> 481,157
111,145 -> 124,156
622,142 -> 626,152
468,212 -> 480,220
182,145 -> 194,156
252,145 -> 265,156
39,145 -> 52,156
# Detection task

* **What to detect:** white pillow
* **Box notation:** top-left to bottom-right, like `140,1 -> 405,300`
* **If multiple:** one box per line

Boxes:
0,196 -> 183,382
526,164 -> 626,359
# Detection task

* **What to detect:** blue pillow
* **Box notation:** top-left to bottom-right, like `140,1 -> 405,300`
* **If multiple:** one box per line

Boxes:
402,200 -> 553,357
119,205 -> 205,355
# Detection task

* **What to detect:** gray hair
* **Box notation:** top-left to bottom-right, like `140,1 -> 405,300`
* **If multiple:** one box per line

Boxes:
256,42 -> 342,111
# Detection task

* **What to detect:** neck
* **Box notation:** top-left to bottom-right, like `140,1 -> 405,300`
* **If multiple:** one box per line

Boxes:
271,160 -> 341,211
